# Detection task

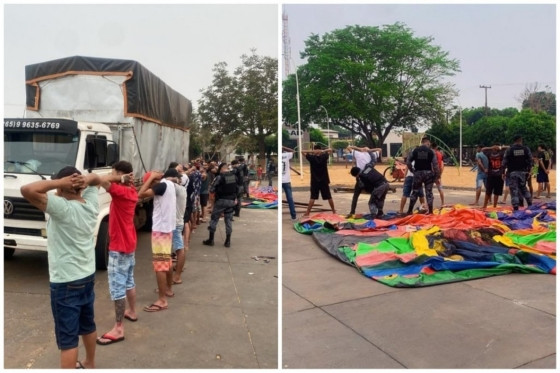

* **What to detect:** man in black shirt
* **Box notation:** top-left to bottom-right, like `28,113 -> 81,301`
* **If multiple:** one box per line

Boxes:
302,144 -> 336,217
536,144 -> 552,199
406,136 -> 439,215
502,134 -> 532,210
350,164 -> 390,218
481,143 -> 508,208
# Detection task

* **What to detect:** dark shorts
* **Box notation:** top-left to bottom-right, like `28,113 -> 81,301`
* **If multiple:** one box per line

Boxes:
402,176 -> 424,198
485,175 -> 504,196
310,182 -> 332,200
536,171 -> 549,183
200,193 -> 209,207
184,204 -> 193,223
50,274 -> 96,350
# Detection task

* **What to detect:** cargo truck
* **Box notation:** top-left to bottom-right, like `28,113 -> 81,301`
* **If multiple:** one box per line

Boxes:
4,56 -> 192,269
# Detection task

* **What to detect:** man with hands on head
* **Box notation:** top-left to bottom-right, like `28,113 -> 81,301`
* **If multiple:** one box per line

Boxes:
20,166 -> 101,369
96,161 -> 139,346
138,169 -> 178,312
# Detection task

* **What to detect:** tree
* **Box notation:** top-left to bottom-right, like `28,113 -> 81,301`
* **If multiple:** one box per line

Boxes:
198,51 -> 277,166
506,110 -> 556,151
309,128 -> 327,145
282,23 -> 460,148
235,51 -> 278,166
198,61 -> 244,160
518,83 -> 556,116
463,116 -> 510,147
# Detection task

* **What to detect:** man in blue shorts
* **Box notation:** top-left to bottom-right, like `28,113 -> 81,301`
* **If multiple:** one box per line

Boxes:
96,161 -> 138,346
21,166 -> 101,368
471,145 -> 488,205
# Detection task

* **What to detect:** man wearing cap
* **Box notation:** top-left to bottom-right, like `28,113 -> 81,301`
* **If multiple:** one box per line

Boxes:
138,168 -> 178,312
502,135 -> 533,210
203,162 -> 237,247
21,166 -> 101,368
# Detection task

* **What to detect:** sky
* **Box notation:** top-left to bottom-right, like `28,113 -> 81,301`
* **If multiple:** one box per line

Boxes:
282,3 -> 556,110
3,3 -> 278,116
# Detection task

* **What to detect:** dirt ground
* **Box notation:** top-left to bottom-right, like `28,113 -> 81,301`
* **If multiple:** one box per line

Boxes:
289,159 -> 557,193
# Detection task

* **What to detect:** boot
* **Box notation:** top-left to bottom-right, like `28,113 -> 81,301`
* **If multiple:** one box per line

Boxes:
203,231 -> 215,246
224,234 -> 231,248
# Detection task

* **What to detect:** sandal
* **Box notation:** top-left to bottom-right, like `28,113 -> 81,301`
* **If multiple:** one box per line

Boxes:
143,303 -> 168,312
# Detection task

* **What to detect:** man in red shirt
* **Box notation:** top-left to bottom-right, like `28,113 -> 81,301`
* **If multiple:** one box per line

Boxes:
96,161 -> 139,346
431,142 -> 445,206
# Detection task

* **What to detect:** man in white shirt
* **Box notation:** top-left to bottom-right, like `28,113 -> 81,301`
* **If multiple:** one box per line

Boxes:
282,146 -> 297,221
347,145 -> 382,217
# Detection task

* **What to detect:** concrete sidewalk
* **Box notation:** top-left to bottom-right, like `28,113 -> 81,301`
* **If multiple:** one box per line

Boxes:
5,206 -> 278,369
282,188 -> 556,369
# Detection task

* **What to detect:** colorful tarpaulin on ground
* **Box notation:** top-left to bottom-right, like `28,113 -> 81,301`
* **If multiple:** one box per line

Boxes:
294,202 -> 556,287
242,186 -> 278,209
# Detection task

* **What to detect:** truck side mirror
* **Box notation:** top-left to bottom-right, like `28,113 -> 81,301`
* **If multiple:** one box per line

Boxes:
107,143 -> 119,166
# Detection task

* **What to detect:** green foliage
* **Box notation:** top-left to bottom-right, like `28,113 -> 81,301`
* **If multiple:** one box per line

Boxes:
198,50 -> 277,164
264,133 -> 278,156
428,107 -> 556,152
506,110 -> 556,151
332,140 -> 350,150
309,128 -> 327,145
463,116 -> 510,147
282,23 -> 460,148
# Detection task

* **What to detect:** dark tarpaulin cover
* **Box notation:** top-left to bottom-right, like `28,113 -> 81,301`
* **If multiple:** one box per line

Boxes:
25,55 -> 192,128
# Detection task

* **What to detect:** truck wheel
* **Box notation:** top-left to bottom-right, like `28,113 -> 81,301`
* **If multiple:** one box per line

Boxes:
95,220 -> 109,270
4,248 -> 15,260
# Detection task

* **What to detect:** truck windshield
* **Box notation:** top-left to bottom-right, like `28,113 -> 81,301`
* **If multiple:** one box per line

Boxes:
4,131 -> 79,176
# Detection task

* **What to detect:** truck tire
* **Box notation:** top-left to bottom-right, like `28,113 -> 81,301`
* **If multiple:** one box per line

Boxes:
95,220 -> 109,270
4,248 -> 15,260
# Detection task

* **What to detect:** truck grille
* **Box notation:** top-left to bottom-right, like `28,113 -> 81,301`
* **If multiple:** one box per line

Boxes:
4,197 -> 45,221
4,227 -> 43,236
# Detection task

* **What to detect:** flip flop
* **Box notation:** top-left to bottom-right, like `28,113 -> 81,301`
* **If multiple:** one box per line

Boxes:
96,333 -> 125,346
124,314 -> 138,322
143,303 -> 168,312
76,361 -> 85,369
173,280 -> 183,285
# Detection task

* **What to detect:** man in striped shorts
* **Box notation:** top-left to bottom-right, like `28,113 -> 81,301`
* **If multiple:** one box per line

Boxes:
138,168 -> 178,312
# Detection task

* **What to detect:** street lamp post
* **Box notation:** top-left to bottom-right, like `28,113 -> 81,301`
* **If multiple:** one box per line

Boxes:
318,105 -> 330,165
458,104 -> 462,176
294,63 -> 304,180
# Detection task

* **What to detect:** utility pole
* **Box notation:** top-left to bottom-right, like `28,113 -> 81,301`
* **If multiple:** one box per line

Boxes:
479,85 -> 491,115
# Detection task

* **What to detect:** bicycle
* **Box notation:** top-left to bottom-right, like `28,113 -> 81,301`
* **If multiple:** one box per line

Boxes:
383,157 -> 407,182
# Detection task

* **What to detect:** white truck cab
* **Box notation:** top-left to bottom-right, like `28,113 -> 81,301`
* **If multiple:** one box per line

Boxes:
4,118 -> 118,269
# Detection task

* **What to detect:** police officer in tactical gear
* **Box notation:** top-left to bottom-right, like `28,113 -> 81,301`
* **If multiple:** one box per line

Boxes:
350,164 -> 390,218
238,157 -> 250,199
203,163 -> 237,247
231,159 -> 245,217
406,136 -> 440,215
502,134 -> 533,211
